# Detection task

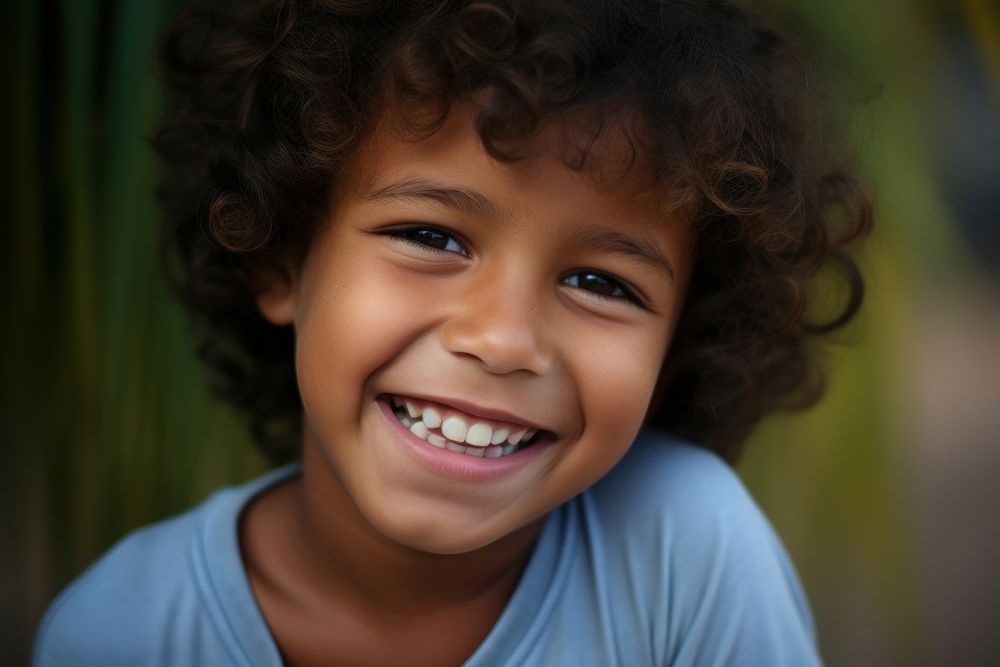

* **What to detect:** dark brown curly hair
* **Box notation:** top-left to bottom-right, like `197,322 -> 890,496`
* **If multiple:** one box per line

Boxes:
156,0 -> 871,465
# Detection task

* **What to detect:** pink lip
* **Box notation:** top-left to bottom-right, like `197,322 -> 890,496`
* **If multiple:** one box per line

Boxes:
377,399 -> 550,482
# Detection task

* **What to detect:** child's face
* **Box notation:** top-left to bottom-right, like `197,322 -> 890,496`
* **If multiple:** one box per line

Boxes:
258,103 -> 693,554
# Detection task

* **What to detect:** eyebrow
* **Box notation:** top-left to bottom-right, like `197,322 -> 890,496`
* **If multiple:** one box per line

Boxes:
366,178 -> 506,221
573,225 -> 675,280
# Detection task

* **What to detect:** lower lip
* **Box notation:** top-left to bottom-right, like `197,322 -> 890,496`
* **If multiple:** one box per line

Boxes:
377,399 -> 550,482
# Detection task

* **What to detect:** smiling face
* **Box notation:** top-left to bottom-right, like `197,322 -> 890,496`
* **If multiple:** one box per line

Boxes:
257,103 -> 694,555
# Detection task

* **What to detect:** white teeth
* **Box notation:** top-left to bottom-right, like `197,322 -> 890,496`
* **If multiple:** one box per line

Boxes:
466,423 -> 492,446
422,406 -> 442,429
392,396 -> 537,459
441,416 -> 468,443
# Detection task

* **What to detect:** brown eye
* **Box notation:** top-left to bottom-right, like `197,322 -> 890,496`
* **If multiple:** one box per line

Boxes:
562,271 -> 645,308
577,272 -> 619,297
387,226 -> 468,255
407,228 -> 448,249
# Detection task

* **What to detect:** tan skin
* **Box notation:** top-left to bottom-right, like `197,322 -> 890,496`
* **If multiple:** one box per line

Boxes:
240,103 -> 694,666
241,457 -> 544,666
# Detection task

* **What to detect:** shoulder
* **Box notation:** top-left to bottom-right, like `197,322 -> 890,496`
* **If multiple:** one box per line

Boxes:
590,427 -> 758,533
32,507 -> 206,665
586,429 -> 785,582
580,428 -> 821,665
31,464 -> 294,667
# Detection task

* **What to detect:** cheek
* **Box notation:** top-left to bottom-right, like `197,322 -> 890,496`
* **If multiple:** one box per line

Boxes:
537,329 -> 667,507
294,259 -> 431,417
575,327 -> 668,453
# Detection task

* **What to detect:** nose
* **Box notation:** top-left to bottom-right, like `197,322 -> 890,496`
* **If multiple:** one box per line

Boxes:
439,267 -> 554,376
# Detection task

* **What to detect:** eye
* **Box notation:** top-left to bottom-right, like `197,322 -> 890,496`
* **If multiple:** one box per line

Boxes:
562,271 -> 647,308
384,226 -> 469,256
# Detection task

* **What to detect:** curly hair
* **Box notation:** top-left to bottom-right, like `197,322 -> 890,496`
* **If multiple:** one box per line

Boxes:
156,0 -> 871,464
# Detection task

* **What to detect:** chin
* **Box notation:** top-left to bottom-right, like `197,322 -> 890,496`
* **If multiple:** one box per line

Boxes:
367,503 -> 513,556
384,523 -> 497,556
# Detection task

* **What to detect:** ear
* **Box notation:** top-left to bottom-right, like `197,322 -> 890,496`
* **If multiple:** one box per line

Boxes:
249,261 -> 298,326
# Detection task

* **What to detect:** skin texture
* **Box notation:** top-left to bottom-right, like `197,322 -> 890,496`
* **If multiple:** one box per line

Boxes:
241,103 -> 694,666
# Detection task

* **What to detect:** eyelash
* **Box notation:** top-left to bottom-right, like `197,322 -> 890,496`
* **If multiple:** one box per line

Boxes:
384,226 -> 470,255
383,225 -> 647,309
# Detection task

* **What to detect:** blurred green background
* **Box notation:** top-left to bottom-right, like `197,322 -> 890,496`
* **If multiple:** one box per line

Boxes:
3,0 -> 999,665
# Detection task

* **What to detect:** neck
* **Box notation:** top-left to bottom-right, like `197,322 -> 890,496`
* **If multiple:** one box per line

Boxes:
287,434 -> 544,617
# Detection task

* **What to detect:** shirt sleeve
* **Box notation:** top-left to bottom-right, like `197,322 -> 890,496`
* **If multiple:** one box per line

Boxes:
32,511 -> 234,667
662,494 -> 821,666
593,432 -> 823,667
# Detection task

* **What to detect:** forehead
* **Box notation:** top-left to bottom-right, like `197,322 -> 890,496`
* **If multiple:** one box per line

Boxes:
338,101 -> 682,235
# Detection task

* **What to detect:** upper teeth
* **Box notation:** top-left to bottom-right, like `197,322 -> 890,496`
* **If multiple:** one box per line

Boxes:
391,395 -> 538,455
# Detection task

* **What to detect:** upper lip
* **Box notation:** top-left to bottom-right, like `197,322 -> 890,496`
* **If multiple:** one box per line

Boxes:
387,393 -> 551,433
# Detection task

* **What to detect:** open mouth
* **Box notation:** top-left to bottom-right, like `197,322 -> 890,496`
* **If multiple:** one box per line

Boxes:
384,394 -> 550,459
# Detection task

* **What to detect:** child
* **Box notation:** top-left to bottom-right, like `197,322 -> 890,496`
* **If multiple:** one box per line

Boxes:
34,0 -> 870,665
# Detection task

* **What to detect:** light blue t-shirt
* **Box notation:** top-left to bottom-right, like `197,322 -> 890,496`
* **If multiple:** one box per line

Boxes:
34,430 -> 822,666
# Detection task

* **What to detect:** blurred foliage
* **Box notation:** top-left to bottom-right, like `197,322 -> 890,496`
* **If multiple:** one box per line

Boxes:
1,1 -> 265,662
3,0 -> 996,664
740,0 -> 999,665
